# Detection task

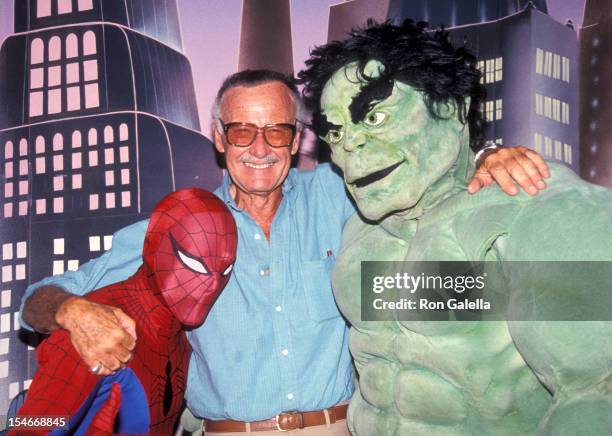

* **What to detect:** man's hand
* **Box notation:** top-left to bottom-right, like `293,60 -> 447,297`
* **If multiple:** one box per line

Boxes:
56,296 -> 137,376
468,146 -> 550,196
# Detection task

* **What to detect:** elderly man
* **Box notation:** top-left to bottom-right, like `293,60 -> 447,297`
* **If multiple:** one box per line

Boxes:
20,69 -> 547,435
299,21 -> 612,435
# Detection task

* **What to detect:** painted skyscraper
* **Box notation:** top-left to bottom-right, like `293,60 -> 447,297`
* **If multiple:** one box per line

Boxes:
0,0 -> 221,413
579,0 -> 612,187
328,0 -> 579,173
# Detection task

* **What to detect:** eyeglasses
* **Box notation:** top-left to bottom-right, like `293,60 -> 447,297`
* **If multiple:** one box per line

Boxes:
220,121 -> 297,148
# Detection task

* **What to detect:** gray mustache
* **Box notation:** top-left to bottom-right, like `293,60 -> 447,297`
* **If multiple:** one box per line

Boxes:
238,155 -> 279,164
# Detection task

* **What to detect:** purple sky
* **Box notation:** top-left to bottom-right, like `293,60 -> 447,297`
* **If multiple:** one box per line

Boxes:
0,0 -> 586,132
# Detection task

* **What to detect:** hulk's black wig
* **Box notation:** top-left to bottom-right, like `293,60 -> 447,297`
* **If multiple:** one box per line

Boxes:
298,20 -> 487,151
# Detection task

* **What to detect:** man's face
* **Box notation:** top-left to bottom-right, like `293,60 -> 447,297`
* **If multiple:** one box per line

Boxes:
320,61 -> 466,220
214,81 -> 300,197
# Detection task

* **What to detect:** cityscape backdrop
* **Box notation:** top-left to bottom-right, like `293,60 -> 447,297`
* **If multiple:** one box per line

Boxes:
0,0 -> 609,420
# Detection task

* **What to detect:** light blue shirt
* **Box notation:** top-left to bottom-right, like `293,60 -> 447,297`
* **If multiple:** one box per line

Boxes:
21,163 -> 356,421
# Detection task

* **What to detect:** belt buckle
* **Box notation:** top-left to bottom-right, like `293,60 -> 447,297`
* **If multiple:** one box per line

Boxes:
275,413 -> 289,432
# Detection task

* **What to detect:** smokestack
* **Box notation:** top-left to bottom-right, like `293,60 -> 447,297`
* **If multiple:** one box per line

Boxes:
238,0 -> 294,75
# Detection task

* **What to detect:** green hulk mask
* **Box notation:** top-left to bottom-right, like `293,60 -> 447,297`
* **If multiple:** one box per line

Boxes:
320,60 -> 471,220
302,21 -> 612,436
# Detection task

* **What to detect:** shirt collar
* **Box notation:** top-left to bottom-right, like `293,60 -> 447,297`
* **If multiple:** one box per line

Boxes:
216,169 -> 298,212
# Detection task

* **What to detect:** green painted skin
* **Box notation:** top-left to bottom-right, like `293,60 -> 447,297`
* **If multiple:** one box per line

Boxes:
321,62 -> 612,435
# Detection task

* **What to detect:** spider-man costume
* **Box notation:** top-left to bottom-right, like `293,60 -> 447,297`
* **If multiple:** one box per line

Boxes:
12,188 -> 237,435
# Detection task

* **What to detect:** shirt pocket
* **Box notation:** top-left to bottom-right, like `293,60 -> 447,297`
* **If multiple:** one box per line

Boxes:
301,255 -> 342,322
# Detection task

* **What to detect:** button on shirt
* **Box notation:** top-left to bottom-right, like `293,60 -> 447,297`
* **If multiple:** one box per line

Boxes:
21,163 -> 356,421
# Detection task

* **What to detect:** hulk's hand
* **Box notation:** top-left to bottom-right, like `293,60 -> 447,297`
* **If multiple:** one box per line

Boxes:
56,296 -> 137,376
469,146 -> 550,196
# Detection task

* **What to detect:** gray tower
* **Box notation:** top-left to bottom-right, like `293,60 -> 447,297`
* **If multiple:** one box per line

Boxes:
579,0 -> 612,186
238,0 -> 294,75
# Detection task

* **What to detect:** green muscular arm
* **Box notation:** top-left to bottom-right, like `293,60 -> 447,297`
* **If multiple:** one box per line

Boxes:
497,166 -> 612,434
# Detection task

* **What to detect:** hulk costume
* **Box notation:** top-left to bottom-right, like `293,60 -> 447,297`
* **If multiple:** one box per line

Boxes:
300,22 -> 612,435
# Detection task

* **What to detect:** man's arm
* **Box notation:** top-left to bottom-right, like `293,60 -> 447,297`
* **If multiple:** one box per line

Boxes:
21,219 -> 148,374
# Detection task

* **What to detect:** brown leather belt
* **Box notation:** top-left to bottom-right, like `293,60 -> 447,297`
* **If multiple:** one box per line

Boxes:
203,403 -> 348,432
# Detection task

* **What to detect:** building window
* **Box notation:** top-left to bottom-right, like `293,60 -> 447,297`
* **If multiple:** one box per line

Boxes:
19,201 -> 28,216
535,93 -> 542,115
562,102 -> 569,125
121,168 -> 130,185
48,36 -> 61,61
53,260 -> 64,275
30,38 -> 44,64
37,0 -> 52,17
2,244 -> 12,260
35,136 -> 45,154
564,143 -> 572,164
35,157 -> 45,174
534,133 -> 542,154
72,130 -> 82,148
104,148 -> 114,165
67,85 -> 81,111
89,235 -> 101,251
83,31 -> 97,55
53,197 -> 64,213
53,238 -> 64,255
48,88 -> 62,114
544,136 -> 553,157
495,99 -> 502,120
88,128 -> 97,146
106,192 -> 116,209
121,191 -> 131,207
29,91 -> 44,117
53,133 -> 63,151
494,57 -> 502,81
57,0 -> 73,14
30,68 -> 44,88
78,0 -> 94,11
4,140 -> 13,159
53,154 -> 63,172
485,101 -> 494,122
72,152 -> 82,169
66,33 -> 78,58
19,159 -> 28,176
105,170 -> 114,186
19,139 -> 28,156
119,123 -> 129,141
562,57 -> 570,82
554,140 -> 562,160
552,99 -> 560,122
29,31 -> 100,118
552,54 -> 560,79
72,173 -> 82,189
119,146 -> 129,163
478,57 -> 503,84
84,83 -> 100,108
104,126 -> 114,143
36,198 -> 46,214
536,48 -> 569,83
88,150 -> 98,166
89,194 -> 99,210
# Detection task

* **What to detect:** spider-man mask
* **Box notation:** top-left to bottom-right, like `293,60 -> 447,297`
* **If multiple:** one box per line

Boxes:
142,188 -> 237,327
